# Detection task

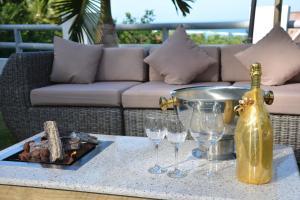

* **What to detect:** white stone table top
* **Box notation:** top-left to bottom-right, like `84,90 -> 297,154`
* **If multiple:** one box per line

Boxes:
0,133 -> 299,200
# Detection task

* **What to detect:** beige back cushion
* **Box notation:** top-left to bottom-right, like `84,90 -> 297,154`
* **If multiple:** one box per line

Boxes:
51,36 -> 103,84
149,46 -> 220,82
235,25 -> 300,86
221,43 -> 300,83
220,44 -> 251,82
144,26 -> 216,85
288,43 -> 300,82
96,47 -> 147,81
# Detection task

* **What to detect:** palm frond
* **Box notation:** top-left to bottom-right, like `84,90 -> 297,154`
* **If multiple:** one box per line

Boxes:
52,0 -> 100,43
171,0 -> 194,16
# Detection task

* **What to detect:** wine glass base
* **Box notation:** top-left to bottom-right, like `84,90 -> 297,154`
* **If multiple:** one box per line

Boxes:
206,170 -> 218,177
192,148 -> 203,159
148,165 -> 167,174
205,161 -> 219,177
167,168 -> 187,178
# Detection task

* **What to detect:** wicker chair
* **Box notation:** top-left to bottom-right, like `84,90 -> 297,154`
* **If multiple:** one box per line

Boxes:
0,52 -> 123,141
1,51 -> 299,166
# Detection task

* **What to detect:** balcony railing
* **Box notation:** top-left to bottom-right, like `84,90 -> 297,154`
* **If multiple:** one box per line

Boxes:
0,20 -> 299,54
0,21 -> 250,53
0,24 -> 62,53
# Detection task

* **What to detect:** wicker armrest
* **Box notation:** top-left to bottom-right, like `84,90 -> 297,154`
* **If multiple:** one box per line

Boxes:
0,51 -> 54,109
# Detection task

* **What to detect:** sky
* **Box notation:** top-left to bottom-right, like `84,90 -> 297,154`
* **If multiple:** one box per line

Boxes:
111,0 -> 300,23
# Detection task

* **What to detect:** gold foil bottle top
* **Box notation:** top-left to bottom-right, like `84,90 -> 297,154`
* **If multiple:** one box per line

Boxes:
250,63 -> 262,88
250,63 -> 262,77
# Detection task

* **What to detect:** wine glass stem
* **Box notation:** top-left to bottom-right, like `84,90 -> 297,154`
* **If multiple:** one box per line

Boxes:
209,143 -> 217,174
155,144 -> 159,166
175,143 -> 179,170
211,143 -> 216,155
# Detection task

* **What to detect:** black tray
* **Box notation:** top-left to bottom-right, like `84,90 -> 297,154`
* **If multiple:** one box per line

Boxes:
0,135 -> 113,170
4,142 -> 96,166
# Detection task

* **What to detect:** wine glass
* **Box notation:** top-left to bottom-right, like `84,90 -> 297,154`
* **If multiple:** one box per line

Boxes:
206,103 -> 224,146
144,114 -> 167,174
202,102 -> 225,176
165,116 -> 188,178
190,108 -> 209,159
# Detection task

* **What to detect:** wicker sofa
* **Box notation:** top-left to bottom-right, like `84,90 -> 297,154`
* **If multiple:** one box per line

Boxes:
1,44 -> 300,164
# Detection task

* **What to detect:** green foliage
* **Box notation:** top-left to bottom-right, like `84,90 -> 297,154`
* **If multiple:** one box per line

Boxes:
0,0 -> 245,54
1,0 -> 194,46
189,33 -> 246,45
0,0 -> 59,24
50,0 -> 193,44
0,1 -> 29,24
117,10 -> 162,44
0,0 -> 62,57
52,0 -> 100,43
116,10 -> 246,45
171,0 -> 194,16
189,33 -> 206,44
206,35 -> 246,44
117,13 -> 246,45
26,0 -> 59,24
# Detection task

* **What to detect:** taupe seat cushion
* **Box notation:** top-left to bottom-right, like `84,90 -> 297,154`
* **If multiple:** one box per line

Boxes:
31,82 -> 140,107
233,82 -> 300,115
122,81 -> 232,108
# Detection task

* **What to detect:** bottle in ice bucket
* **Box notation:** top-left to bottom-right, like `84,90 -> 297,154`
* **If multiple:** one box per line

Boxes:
234,63 -> 274,184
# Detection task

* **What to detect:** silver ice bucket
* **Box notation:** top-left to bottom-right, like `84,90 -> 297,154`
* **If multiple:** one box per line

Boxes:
160,86 -> 248,160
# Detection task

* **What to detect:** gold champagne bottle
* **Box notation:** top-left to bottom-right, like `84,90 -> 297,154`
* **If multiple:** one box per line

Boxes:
234,63 -> 274,185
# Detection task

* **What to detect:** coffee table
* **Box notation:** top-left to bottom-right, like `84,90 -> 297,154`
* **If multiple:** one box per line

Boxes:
0,133 -> 299,200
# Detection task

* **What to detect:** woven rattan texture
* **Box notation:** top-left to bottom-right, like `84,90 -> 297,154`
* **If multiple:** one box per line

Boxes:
270,114 -> 300,163
124,109 -> 177,137
29,107 -> 124,137
0,52 -> 53,140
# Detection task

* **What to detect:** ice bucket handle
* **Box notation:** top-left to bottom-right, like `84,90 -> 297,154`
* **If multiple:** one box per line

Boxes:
234,90 -> 274,115
159,97 -> 178,111
264,90 -> 274,105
